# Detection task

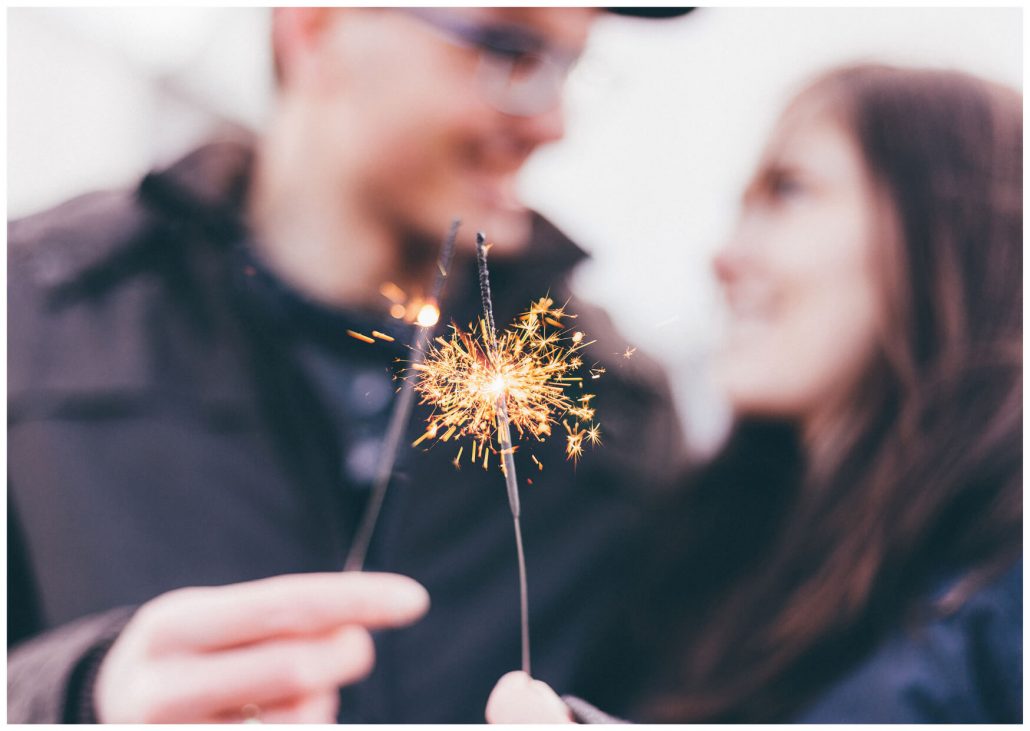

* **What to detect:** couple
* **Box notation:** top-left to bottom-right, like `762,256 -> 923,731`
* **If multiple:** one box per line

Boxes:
8,8 -> 1020,724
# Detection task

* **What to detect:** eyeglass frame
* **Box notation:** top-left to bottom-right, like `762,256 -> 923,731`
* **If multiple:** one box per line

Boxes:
398,8 -> 583,117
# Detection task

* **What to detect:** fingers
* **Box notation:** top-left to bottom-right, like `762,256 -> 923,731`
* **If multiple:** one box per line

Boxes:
207,691 -> 340,724
95,573 -> 430,723
144,572 -> 429,652
145,625 -> 375,721
257,692 -> 340,724
486,671 -> 574,724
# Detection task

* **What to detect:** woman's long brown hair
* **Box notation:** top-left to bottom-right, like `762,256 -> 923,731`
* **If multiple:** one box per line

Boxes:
634,65 -> 1022,723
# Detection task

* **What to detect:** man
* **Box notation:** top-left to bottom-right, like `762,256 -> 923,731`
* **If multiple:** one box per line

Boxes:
9,8 -> 687,723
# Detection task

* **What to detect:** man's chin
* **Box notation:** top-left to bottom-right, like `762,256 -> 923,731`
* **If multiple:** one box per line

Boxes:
469,205 -> 532,255
397,206 -> 530,263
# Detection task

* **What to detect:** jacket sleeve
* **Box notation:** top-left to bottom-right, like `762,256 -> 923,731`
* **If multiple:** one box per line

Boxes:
8,496 -> 136,724
792,563 -> 1022,724
8,606 -> 136,723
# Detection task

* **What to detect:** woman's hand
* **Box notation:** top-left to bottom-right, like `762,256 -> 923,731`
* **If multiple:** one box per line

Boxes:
93,572 -> 429,723
486,671 -> 575,723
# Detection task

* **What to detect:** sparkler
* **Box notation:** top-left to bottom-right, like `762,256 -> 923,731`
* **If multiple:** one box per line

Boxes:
410,232 -> 601,676
343,219 -> 460,572
477,232 -> 531,677
411,290 -> 600,465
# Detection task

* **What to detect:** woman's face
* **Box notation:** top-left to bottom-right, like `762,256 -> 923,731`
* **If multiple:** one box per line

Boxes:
713,104 -> 884,423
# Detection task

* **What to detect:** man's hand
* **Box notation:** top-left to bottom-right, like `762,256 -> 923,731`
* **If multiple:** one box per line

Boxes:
486,671 -> 575,723
94,572 -> 429,723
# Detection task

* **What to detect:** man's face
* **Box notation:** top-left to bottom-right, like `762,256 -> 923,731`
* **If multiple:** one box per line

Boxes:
291,8 -> 596,252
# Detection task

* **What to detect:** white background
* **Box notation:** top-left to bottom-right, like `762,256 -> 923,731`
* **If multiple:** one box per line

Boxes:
7,7 -> 1022,453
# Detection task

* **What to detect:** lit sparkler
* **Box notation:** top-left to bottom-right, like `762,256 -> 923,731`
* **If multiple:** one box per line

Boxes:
343,219 -> 460,572
380,281 -> 444,326
411,295 -> 600,464
410,232 -> 601,677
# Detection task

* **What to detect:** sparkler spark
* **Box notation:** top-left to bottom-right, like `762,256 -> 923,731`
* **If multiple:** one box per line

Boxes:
346,330 -> 376,344
411,296 -> 601,465
564,421 -> 585,461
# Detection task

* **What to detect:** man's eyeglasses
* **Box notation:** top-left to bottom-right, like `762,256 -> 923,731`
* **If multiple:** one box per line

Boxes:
400,8 -> 581,117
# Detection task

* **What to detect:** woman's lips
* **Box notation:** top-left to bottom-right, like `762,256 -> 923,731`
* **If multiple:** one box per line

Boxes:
725,282 -> 777,322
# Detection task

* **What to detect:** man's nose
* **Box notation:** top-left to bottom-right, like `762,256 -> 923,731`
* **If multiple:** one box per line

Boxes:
513,99 -> 566,148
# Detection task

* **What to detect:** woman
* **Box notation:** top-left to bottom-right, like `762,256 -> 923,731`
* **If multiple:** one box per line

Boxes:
486,64 -> 1022,723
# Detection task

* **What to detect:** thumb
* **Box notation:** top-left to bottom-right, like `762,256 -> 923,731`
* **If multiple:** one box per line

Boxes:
486,671 -> 574,724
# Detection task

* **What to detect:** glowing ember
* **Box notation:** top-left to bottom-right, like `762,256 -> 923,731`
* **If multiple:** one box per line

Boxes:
380,281 -> 442,327
417,303 -> 441,327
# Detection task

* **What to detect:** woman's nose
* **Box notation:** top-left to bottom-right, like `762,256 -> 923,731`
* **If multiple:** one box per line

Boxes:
713,240 -> 743,285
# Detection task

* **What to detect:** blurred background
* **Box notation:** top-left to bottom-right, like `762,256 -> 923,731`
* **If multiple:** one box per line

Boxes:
8,7 -> 1022,455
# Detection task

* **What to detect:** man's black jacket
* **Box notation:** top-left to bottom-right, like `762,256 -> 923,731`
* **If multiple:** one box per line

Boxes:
7,141 -> 685,723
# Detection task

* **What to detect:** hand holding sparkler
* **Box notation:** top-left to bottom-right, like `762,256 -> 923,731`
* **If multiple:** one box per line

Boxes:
93,573 -> 428,723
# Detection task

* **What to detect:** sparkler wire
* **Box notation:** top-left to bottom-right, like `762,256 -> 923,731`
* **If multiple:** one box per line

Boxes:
343,219 -> 461,572
476,232 -> 531,676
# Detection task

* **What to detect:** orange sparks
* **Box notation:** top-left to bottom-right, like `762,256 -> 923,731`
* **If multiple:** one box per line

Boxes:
379,281 -> 406,304
379,282 -> 443,327
372,330 -> 395,342
411,297 -> 602,472
347,330 -> 376,344
564,422 -> 585,463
